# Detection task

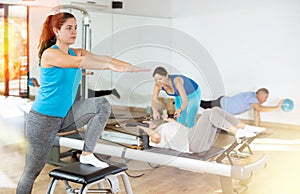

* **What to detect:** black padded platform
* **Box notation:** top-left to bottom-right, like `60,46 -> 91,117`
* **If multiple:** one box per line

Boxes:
49,162 -> 128,184
146,146 -> 225,161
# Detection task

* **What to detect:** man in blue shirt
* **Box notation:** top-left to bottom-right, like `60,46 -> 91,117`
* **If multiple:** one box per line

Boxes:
200,88 -> 284,126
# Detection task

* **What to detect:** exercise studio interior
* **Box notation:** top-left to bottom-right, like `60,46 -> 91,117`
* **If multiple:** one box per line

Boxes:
0,0 -> 299,194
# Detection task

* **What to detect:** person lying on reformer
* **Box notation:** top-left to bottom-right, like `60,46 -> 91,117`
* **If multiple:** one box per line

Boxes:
137,107 -> 265,154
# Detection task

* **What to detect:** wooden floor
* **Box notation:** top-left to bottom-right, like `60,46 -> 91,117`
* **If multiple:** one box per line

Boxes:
1,99 -> 300,193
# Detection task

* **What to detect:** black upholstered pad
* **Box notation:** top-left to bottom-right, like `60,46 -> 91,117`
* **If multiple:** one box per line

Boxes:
49,163 -> 127,184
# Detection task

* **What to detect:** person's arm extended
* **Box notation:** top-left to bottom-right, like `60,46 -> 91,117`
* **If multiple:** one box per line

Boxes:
41,48 -> 83,68
87,53 -> 132,67
41,48 -> 149,72
251,99 -> 284,112
80,52 -> 149,72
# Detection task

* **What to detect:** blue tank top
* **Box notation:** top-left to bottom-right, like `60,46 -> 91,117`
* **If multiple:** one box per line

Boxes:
32,45 -> 82,117
162,75 -> 198,97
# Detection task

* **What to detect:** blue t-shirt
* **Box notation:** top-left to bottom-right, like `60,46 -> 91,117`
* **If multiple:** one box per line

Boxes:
162,75 -> 198,97
220,92 -> 259,115
32,45 -> 82,117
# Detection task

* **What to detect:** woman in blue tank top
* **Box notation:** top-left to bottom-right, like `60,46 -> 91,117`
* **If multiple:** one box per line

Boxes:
151,66 -> 201,128
17,12 -> 148,194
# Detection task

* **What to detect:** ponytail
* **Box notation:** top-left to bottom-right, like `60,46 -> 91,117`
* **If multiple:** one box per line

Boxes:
38,12 -> 75,61
38,15 -> 56,60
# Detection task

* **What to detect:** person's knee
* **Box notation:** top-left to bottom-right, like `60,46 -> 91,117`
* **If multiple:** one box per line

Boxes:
203,107 -> 222,120
201,109 -> 210,117
95,97 -> 111,114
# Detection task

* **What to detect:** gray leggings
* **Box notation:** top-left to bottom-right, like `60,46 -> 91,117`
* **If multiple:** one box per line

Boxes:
188,107 -> 239,153
17,97 -> 111,194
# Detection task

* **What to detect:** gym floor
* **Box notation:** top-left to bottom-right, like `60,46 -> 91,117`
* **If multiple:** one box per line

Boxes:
0,96 -> 300,194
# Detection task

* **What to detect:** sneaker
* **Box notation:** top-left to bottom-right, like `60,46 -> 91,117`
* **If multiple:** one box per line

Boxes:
235,129 -> 256,139
80,154 -> 109,168
245,125 -> 266,134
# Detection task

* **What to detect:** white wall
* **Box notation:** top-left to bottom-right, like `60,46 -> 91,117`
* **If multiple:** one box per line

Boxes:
171,0 -> 300,125
102,14 -> 172,108
108,0 -> 172,18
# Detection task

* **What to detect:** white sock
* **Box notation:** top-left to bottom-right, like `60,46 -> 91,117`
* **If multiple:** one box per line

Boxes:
245,125 -> 266,133
80,154 -> 109,168
235,129 -> 256,139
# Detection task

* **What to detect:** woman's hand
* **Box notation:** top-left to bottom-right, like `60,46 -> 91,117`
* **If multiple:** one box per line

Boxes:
174,107 -> 182,119
109,64 -> 150,72
129,66 -> 151,72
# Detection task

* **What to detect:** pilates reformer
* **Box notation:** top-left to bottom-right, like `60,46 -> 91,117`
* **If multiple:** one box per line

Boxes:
48,119 -> 268,194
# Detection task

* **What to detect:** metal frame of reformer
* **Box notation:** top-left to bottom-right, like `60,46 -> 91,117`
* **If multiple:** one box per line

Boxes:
55,135 -> 267,194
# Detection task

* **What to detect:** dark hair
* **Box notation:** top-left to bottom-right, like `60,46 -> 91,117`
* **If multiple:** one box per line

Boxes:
152,66 -> 169,77
256,88 -> 269,95
38,12 -> 75,60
